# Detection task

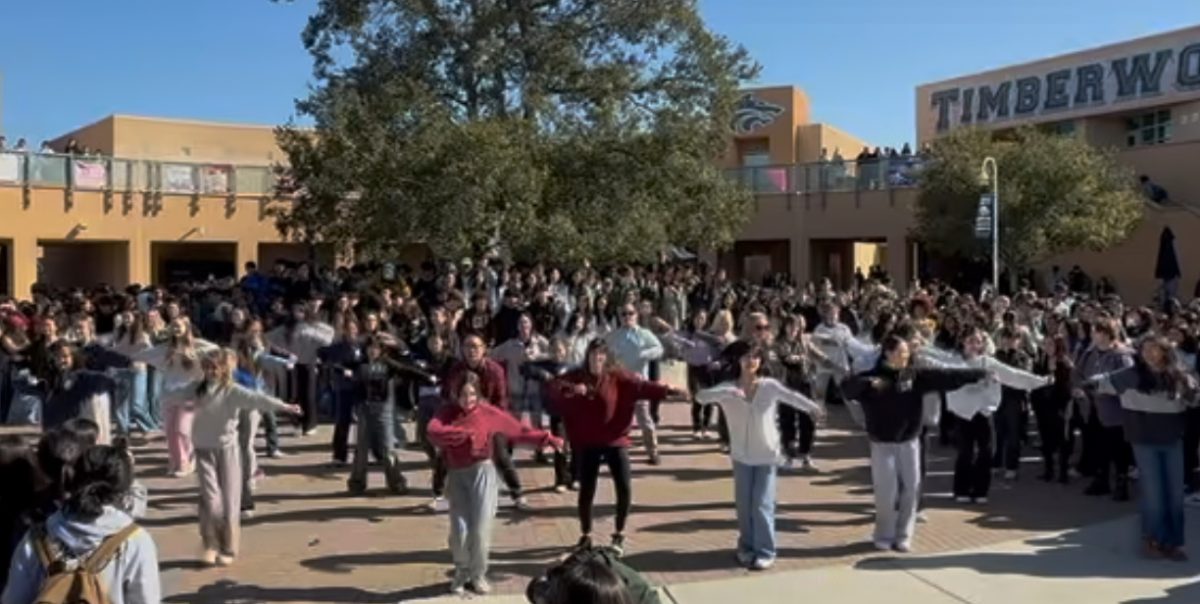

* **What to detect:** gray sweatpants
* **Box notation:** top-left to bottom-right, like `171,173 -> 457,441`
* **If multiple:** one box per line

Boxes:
869,438 -> 920,546
196,442 -> 242,556
446,460 -> 499,583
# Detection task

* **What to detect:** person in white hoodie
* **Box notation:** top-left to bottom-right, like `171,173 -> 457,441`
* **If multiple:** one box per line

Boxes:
696,341 -> 825,571
2,444 -> 160,604
945,327 -> 1050,504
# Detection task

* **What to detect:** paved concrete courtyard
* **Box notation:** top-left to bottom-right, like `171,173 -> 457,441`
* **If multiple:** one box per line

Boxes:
120,397 -> 1187,604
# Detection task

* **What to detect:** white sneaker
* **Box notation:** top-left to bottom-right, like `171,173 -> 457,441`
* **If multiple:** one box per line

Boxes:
800,456 -> 819,473
1003,470 -> 1017,481
975,496 -> 989,504
954,496 -> 971,504
916,511 -> 930,524
469,578 -> 492,595
427,497 -> 449,513
512,496 -> 532,511
893,541 -> 913,553
554,484 -> 568,494
449,572 -> 468,595
750,558 -> 775,571
873,540 -> 893,552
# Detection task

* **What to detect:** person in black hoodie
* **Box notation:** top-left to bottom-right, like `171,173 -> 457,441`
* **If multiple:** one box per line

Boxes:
414,332 -> 456,512
335,335 -> 436,496
319,317 -> 366,466
842,335 -> 985,553
993,327 -> 1035,480
493,289 -> 525,345
1031,334 -> 1075,483
41,342 -> 117,444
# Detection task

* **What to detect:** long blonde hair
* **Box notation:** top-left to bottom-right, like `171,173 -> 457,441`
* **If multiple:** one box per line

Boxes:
166,317 -> 198,370
711,310 -> 735,340
197,347 -> 237,395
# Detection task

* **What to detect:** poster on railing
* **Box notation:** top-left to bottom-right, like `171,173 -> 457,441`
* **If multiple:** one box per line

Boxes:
73,160 -> 107,189
163,164 -> 196,193
0,154 -> 19,183
201,166 -> 231,194
886,156 -> 926,187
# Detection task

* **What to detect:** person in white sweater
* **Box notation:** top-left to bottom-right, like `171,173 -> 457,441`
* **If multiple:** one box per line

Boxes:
266,305 -> 334,436
697,341 -> 825,571
945,327 -> 1050,504
163,348 -> 301,567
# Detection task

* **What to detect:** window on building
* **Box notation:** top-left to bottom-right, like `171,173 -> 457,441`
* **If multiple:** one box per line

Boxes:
1126,110 -> 1171,147
1042,120 -> 1076,137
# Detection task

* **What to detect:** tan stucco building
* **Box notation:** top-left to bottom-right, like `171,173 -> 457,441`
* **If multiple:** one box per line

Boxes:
0,116 -> 312,298
716,86 -> 918,287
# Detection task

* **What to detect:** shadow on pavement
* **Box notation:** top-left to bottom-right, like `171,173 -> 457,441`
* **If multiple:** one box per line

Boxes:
853,525 -> 1200,581
162,578 -> 438,603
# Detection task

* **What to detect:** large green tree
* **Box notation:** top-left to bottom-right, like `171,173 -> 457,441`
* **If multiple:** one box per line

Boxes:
915,127 -> 1144,275
274,0 -> 759,264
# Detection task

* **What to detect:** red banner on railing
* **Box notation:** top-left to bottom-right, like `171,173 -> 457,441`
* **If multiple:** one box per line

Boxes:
202,165 -> 231,194
73,160 -> 107,189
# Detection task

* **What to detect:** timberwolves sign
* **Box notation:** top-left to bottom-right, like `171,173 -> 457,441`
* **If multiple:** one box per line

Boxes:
924,32 -> 1200,134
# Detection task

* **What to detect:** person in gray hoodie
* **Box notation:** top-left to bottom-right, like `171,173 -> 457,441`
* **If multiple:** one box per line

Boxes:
1075,319 -> 1135,501
2,444 -> 160,604
1085,336 -> 1198,561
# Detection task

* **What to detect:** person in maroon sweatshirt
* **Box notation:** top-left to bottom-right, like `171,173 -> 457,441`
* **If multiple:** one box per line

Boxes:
427,372 -> 563,596
548,339 -> 686,556
441,332 -> 529,509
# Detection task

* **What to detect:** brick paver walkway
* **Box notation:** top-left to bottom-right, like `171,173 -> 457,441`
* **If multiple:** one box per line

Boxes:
123,401 -> 1132,603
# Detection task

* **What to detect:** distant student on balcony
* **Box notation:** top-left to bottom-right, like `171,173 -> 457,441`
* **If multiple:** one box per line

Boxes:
1141,175 -> 1170,205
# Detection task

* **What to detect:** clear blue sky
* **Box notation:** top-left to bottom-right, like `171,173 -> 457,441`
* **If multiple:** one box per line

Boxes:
1,0 -> 1198,147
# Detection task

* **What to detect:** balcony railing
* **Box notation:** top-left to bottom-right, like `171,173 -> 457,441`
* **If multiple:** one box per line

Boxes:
0,151 -> 280,196
726,156 -> 927,194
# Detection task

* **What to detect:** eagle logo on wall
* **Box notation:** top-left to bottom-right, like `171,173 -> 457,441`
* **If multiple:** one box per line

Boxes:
732,94 -> 784,134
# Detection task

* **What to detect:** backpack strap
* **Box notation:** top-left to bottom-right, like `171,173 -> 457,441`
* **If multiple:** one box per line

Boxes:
31,525 -> 57,571
81,525 -> 140,574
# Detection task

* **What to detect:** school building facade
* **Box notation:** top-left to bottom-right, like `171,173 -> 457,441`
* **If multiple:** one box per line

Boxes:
726,24 -> 1200,299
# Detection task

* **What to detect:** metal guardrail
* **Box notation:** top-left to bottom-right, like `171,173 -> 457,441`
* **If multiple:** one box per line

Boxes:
0,151 -> 279,196
725,156 -> 926,194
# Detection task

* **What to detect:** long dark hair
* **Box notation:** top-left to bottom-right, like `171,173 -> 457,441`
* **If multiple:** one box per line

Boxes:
63,445 -> 133,520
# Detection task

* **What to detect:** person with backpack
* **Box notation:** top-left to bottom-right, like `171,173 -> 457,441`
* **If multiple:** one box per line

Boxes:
526,545 -> 661,604
1,444 -> 160,604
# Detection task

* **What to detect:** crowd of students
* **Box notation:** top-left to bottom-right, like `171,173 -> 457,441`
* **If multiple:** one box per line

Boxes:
0,256 -> 1198,601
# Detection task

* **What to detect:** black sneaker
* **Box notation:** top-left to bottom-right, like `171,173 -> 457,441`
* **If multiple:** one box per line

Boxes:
575,535 -> 593,551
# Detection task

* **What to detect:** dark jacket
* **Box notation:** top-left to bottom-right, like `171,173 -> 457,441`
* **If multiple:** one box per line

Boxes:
843,366 -> 986,442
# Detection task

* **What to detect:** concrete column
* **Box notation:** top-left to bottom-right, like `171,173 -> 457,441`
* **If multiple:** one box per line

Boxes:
791,235 -> 810,286
887,235 -> 909,286
236,239 -> 258,278
11,236 -> 39,299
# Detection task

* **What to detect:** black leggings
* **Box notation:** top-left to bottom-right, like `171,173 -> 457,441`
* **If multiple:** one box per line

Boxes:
577,446 -> 632,536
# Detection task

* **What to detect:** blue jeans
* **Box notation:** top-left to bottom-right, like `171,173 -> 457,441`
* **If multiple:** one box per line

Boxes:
1132,441 -> 1186,549
732,461 -> 777,562
115,367 -> 158,433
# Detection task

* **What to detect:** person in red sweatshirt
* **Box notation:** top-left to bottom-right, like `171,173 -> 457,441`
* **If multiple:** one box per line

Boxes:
441,332 -> 529,509
427,371 -> 563,596
548,339 -> 686,556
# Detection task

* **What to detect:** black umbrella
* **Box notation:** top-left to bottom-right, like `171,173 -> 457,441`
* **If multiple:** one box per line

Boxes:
1155,226 -> 1181,281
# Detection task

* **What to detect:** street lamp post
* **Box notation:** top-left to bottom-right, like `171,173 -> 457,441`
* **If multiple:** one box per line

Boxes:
979,157 -> 999,293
